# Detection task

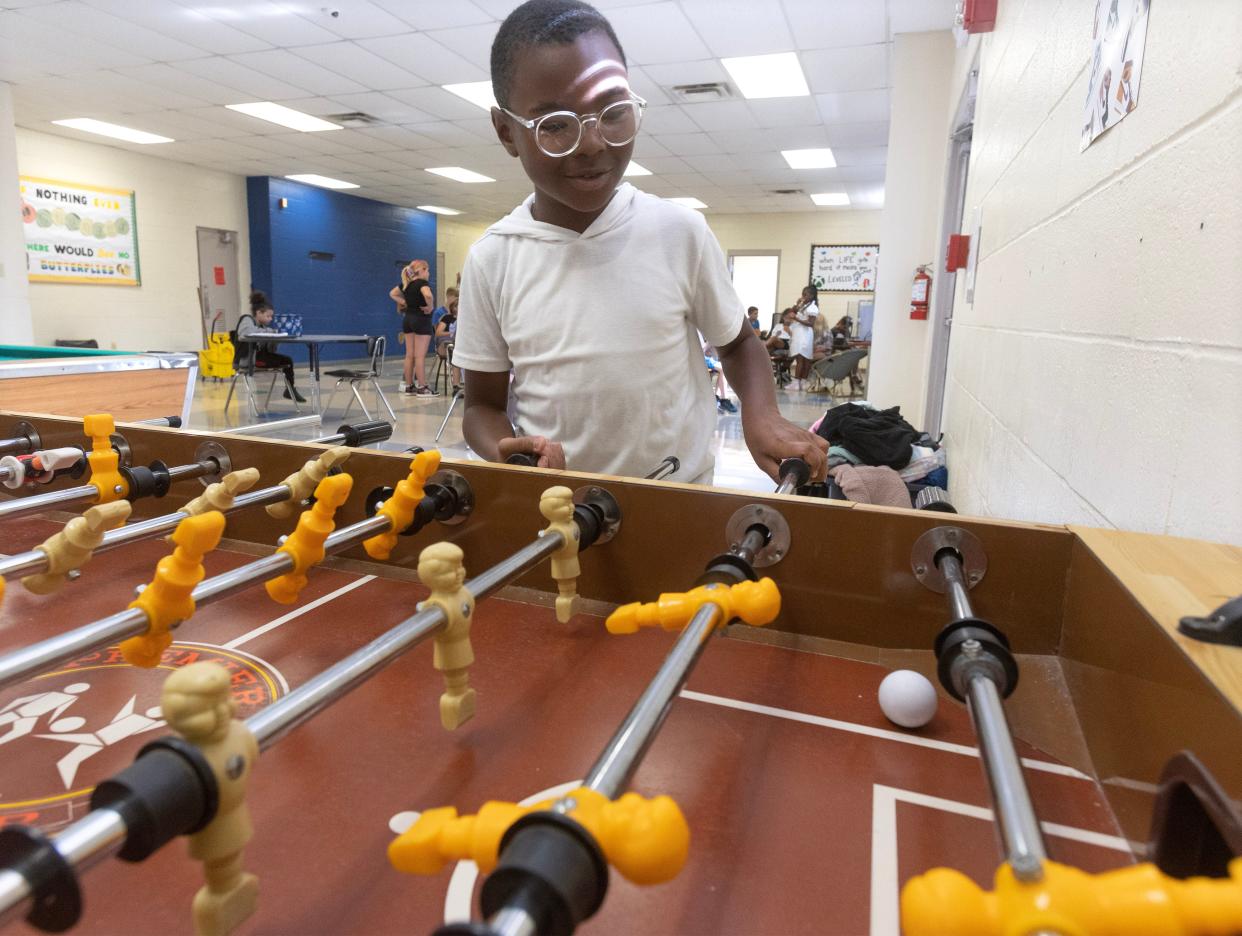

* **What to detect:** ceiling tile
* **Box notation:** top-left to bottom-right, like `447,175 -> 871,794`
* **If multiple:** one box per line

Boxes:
0,9 -> 152,70
888,0 -> 958,34
426,22 -> 498,70
824,120 -> 890,147
291,42 -> 429,91
832,146 -> 887,166
682,153 -> 741,173
229,49 -> 368,96
640,59 -> 731,89
325,91 -> 437,123
800,44 -> 888,94
17,1 -> 209,60
177,55 -> 311,100
202,3 -> 341,48
731,150 -> 787,170
782,0 -> 886,50
388,86 -> 490,120
746,97 -> 821,128
708,127 -> 780,153
632,135 -> 670,157
299,0 -> 411,39
814,88 -> 890,123
353,124 -> 442,149
651,132 -> 719,155
679,0 -> 793,57
84,0 -> 273,54
372,0 -> 497,30
606,3 -> 711,65
359,33 -> 488,85
625,66 -> 672,106
115,63 -> 248,106
639,104 -> 694,135
634,155 -> 693,174
681,100 -> 759,132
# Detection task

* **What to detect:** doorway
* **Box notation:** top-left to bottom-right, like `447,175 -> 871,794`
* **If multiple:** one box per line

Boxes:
728,251 -> 781,331
922,60 -> 978,437
196,227 -> 240,346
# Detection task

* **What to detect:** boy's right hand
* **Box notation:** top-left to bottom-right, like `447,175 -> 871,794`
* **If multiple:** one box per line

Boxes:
499,436 -> 566,470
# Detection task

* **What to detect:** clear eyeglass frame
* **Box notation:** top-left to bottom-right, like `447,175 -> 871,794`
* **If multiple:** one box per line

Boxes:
499,95 -> 648,158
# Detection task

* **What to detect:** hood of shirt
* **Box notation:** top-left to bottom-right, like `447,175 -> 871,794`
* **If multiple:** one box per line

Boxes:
486,182 -> 638,243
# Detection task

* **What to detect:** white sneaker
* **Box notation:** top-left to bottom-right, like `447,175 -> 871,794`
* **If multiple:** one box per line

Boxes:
397,382 -> 409,392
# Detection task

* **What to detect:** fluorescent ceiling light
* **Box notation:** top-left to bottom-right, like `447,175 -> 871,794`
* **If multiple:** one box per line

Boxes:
782,148 -> 836,169
811,192 -> 850,206
721,52 -> 809,99
418,205 -> 462,215
286,173 -> 359,189
623,161 -> 652,177
668,197 -> 707,209
443,81 -> 498,110
52,118 -> 173,144
426,166 -> 495,184
227,102 -> 341,132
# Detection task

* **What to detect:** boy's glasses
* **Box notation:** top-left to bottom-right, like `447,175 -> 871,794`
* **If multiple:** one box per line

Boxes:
499,95 -> 647,158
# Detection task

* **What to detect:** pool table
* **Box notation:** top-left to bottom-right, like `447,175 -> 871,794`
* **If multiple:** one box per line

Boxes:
0,345 -> 196,424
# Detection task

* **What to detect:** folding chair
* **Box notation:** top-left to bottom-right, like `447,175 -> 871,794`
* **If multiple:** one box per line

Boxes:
224,342 -> 300,420
323,335 -> 396,423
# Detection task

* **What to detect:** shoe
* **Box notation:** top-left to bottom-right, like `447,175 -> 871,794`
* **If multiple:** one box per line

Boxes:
451,384 -> 462,395
397,382 -> 409,393
413,384 -> 436,397
282,389 -> 309,403
718,397 -> 737,413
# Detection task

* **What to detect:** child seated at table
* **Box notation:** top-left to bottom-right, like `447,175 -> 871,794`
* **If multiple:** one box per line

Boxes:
237,291 -> 306,403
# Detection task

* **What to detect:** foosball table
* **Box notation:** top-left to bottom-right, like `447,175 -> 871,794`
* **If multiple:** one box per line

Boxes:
0,412 -> 1239,936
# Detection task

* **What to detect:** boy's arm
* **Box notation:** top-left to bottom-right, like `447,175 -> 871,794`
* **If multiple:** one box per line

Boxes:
461,371 -> 565,469
717,323 -> 828,482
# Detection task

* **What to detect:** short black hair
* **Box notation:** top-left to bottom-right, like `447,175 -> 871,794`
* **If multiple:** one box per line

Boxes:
491,0 -> 627,109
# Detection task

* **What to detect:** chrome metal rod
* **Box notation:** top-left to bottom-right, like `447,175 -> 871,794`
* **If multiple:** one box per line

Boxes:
0,487 -> 291,585
965,673 -> 1047,880
583,603 -> 719,799
465,531 -> 564,601
938,551 -> 974,621
0,484 -> 98,521
134,416 -> 180,427
0,809 -> 127,928
219,414 -> 322,435
732,527 -> 769,567
0,465 -> 12,484
165,461 -> 212,483
488,906 -> 539,936
644,457 -> 679,481
247,603 -> 446,748
248,527 -> 564,749
774,476 -> 799,496
0,439 -> 32,458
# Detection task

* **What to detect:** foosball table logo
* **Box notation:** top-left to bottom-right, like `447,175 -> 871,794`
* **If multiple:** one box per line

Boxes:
0,642 -> 284,832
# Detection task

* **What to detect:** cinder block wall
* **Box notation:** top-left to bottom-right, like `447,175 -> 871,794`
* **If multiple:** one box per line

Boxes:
943,0 -> 1242,544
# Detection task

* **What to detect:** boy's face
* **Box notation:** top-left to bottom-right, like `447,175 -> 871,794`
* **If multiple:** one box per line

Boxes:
493,31 -> 634,230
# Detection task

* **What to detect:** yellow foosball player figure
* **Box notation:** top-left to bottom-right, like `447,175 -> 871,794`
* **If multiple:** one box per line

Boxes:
161,662 -> 260,936
539,485 -> 580,623
418,541 -> 477,730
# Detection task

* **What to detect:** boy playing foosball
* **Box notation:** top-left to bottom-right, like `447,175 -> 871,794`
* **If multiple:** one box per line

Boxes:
452,0 -> 827,483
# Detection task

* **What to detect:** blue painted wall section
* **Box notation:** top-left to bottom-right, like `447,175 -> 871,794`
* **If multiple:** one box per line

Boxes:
245,176 -> 437,365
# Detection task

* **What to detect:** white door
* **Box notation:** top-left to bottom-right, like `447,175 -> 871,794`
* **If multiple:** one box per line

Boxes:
196,227 -> 240,345
729,253 -> 781,331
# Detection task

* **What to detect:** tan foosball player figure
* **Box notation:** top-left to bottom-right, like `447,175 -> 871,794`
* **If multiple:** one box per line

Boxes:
539,486 -> 580,623
418,542 -> 477,730
161,662 -> 260,936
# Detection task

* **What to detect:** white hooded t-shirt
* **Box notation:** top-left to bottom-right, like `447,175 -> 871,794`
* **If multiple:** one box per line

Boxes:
452,184 -> 744,482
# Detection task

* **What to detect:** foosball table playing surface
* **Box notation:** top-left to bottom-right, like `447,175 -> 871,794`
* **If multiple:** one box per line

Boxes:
0,413 -> 1239,936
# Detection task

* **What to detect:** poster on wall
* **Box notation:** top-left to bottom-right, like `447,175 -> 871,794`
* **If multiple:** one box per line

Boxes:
19,176 -> 141,285
1081,0 -> 1151,151
809,244 -> 879,293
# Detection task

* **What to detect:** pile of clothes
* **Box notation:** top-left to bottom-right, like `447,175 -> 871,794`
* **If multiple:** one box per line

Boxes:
810,403 -> 948,508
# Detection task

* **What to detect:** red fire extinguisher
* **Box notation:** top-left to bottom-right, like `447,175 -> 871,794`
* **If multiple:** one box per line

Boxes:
910,265 -> 932,320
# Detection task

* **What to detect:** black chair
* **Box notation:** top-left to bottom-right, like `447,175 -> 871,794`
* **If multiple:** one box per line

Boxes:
323,336 -> 396,423
224,341 -> 300,419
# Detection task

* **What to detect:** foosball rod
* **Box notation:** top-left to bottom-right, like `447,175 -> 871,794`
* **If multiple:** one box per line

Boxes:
0,421 -> 40,458
0,473 -> 470,692
134,416 -> 182,428
933,545 -> 1045,880
470,475 -> 792,936
0,488 -> 620,930
0,448 -> 228,523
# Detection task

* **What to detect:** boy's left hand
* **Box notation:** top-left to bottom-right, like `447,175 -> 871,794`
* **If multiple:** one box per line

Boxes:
741,413 -> 829,483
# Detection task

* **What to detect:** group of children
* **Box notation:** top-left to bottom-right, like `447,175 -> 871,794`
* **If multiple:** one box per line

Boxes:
390,263 -> 461,397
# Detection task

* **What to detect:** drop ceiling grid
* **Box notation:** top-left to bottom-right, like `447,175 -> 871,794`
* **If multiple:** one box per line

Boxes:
5,0 -> 957,215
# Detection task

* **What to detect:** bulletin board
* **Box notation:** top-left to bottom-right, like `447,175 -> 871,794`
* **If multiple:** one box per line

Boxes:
19,176 -> 141,285
809,244 -> 879,293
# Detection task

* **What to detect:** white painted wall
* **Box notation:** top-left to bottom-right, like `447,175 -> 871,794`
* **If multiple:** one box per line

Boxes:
867,30 -> 957,420
0,84 -> 33,343
437,217 -> 492,296
705,210 -> 883,329
14,128 -> 250,352
943,0 -> 1242,544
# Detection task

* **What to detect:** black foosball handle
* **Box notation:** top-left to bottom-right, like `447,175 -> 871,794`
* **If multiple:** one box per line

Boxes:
505,452 -> 539,467
775,457 -> 811,494
337,420 -> 393,447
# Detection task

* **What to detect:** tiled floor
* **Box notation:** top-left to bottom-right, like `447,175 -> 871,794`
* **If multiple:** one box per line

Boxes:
189,360 -> 861,492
